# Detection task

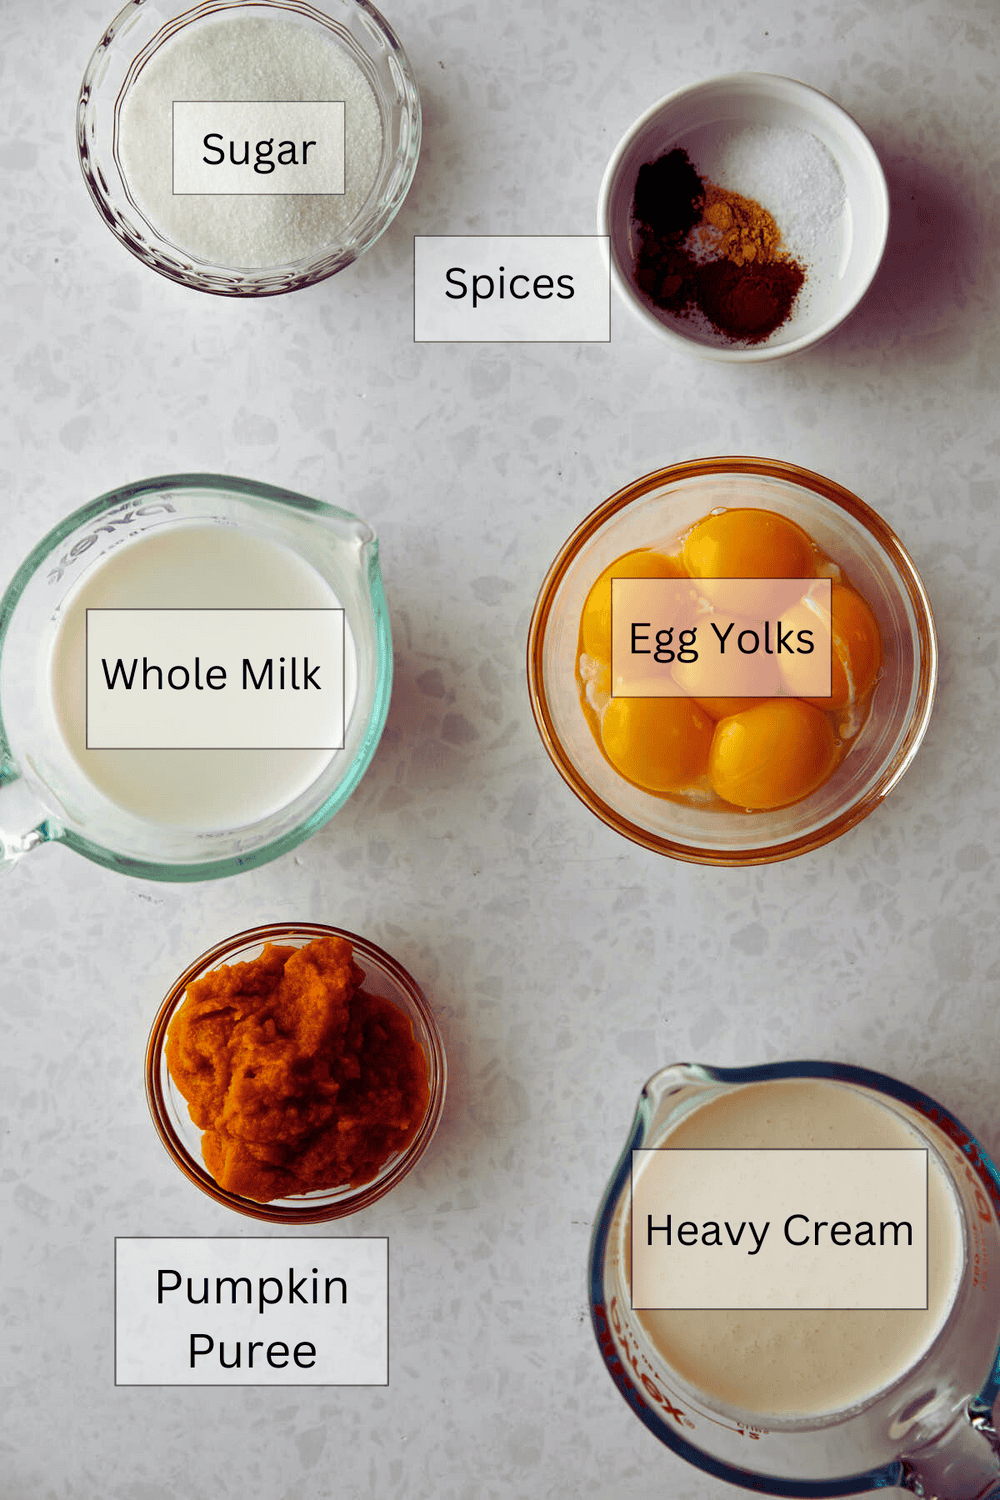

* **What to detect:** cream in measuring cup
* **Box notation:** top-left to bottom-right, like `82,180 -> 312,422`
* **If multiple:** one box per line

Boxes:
590,1061 -> 1000,1494
631,1076 -> 965,1421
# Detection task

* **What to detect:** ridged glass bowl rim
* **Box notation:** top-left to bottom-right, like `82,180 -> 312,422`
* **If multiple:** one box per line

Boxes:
76,0 -> 422,296
526,456 -> 938,867
145,922 -> 447,1223
0,472 -> 393,882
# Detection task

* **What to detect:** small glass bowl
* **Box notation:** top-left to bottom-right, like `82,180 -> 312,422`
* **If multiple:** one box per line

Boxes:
146,923 -> 447,1222
77,0 -> 421,295
527,457 -> 937,867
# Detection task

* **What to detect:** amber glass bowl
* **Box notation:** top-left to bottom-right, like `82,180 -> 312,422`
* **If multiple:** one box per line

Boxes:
527,457 -> 937,867
146,922 -> 446,1222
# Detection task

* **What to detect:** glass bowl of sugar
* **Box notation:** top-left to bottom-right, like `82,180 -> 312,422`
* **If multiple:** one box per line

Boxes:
77,0 -> 421,295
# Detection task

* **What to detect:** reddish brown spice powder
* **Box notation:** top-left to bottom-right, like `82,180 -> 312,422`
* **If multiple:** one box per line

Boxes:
696,257 -> 804,344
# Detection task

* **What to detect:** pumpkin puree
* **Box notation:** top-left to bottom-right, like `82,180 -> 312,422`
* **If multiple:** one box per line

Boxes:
165,936 -> 429,1202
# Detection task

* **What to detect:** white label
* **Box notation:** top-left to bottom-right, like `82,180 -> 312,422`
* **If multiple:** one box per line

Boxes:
85,608 -> 345,749
413,235 -> 610,342
612,577 -> 832,697
172,102 -> 346,194
632,1149 -> 929,1310
115,1238 -> 387,1386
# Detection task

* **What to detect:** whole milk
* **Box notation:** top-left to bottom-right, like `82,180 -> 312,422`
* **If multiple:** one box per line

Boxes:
48,524 -> 357,830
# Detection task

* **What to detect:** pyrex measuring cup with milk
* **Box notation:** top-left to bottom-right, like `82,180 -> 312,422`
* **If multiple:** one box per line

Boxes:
0,474 -> 391,880
590,1061 -> 1000,1498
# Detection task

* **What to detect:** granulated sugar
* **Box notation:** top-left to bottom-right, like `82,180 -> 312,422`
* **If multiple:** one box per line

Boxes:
118,12 -> 383,269
707,126 -> 845,266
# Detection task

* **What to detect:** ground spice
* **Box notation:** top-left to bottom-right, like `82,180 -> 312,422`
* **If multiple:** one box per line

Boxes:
631,146 -> 807,345
632,147 -> 704,239
697,257 -> 804,343
632,147 -> 704,313
696,184 -> 783,267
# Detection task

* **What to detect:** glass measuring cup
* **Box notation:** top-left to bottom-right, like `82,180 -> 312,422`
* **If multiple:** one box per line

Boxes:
590,1061 -> 1000,1497
0,474 -> 392,881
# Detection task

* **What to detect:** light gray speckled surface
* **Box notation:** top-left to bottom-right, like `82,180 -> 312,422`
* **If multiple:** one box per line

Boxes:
3,0 -> 1000,1495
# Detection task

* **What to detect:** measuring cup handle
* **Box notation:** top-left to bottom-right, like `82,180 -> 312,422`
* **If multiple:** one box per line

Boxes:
900,1400 -> 1000,1499
1,825 -> 50,870
0,763 -> 57,871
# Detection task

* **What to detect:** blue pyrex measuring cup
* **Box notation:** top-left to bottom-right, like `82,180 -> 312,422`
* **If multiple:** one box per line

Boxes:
0,474 -> 392,881
589,1061 -> 1000,1498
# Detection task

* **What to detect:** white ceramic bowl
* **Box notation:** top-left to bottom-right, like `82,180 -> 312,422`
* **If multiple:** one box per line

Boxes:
598,73 -> 889,360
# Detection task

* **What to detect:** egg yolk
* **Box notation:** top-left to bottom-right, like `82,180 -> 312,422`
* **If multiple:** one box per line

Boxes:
684,508 -> 815,581
709,700 -> 839,810
601,696 -> 714,795
671,615 -> 783,706
575,514 -> 879,814
579,548 -> 686,663
693,695 -> 766,721
779,582 -> 882,711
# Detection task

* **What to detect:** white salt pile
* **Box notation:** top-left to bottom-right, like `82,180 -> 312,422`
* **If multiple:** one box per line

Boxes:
118,12 -> 383,269
709,126 -> 845,266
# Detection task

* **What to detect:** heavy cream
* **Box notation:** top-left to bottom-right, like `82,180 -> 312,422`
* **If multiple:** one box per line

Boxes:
632,1078 -> 965,1419
48,524 -> 358,830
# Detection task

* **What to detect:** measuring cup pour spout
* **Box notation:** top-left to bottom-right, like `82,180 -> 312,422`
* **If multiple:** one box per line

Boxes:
900,1399 -> 1000,1500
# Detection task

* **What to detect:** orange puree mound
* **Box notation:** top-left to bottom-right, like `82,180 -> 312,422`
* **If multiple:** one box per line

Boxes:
165,937 -> 430,1203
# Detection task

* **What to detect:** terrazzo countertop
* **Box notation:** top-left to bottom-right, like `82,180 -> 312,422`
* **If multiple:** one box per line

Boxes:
3,0 -> 1000,1495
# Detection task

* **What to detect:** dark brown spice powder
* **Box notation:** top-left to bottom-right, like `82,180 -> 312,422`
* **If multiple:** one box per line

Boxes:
632,147 -> 704,239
